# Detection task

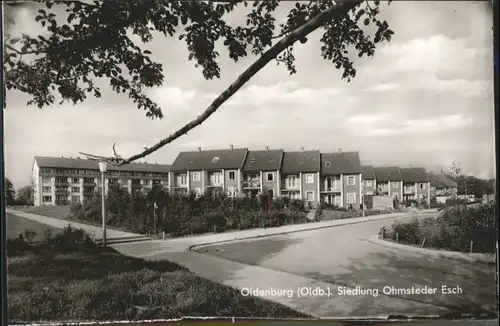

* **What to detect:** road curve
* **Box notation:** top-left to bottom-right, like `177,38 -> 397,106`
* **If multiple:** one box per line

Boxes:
194,214 -> 497,318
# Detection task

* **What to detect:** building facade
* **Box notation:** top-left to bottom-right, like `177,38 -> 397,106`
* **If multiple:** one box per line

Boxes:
32,149 -> 437,210
320,152 -> 362,209
374,166 -> 403,200
400,167 -> 431,205
169,146 -> 248,197
241,148 -> 284,198
428,172 -> 458,203
361,165 -> 376,196
32,156 -> 170,206
280,150 -> 321,206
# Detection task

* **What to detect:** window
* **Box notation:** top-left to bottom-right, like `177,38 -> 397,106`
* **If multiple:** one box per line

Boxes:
192,172 -> 201,181
227,186 -> 237,197
346,192 -> 357,204
143,179 -> 151,186
42,196 -> 52,202
55,177 -> 67,183
325,161 -> 331,168
419,183 -> 426,189
392,181 -> 399,187
366,180 -> 373,187
72,178 -> 79,184
210,172 -> 223,185
83,178 -> 94,183
305,191 -> 314,201
131,179 -> 140,185
42,177 -> 51,183
71,196 -> 80,204
347,176 -> 356,186
266,172 -> 274,182
42,186 -> 52,192
287,175 -> 298,188
71,187 -> 80,193
56,186 -> 68,192
121,179 -> 129,185
177,174 -> 187,186
306,174 -> 314,184
228,171 -> 236,180
83,187 -> 94,193
212,156 -> 220,163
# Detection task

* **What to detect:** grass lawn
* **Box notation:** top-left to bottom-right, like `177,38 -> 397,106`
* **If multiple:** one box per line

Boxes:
7,213 -> 63,241
14,205 -> 72,219
7,215 -> 307,322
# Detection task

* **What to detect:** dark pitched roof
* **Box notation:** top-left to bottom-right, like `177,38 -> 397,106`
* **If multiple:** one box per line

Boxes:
320,152 -> 362,175
374,166 -> 402,182
362,165 -> 376,180
428,172 -> 458,188
242,150 -> 284,172
34,156 -> 171,173
281,151 -> 320,173
170,148 -> 248,171
400,167 -> 429,183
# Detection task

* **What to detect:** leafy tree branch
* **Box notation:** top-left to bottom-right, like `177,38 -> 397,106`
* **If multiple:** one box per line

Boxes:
5,0 -> 394,165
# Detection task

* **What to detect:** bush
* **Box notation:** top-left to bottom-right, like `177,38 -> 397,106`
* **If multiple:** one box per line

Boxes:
381,201 -> 496,253
68,185 -> 309,237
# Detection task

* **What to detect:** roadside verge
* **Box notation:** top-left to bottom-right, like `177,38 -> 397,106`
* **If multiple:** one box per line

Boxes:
365,234 -> 496,265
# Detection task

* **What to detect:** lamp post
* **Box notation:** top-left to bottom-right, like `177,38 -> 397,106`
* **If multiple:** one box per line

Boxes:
98,161 -> 107,247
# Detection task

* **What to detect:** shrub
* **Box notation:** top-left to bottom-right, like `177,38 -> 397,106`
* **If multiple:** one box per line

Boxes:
68,186 -> 310,237
380,201 -> 496,253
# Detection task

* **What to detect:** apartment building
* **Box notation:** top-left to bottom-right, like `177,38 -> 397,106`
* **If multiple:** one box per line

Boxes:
374,166 -> 403,199
241,148 -> 284,198
169,146 -> 248,197
400,167 -> 431,204
320,152 -> 362,209
428,172 -> 458,203
361,165 -> 376,196
280,150 -> 321,206
32,156 -> 170,206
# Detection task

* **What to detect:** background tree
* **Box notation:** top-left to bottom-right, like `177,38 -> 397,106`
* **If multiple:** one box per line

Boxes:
4,0 -> 394,164
4,178 -> 16,206
16,185 -> 34,206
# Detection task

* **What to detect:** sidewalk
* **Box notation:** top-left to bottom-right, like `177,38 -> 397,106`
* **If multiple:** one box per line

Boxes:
137,250 -> 450,318
6,209 -> 144,241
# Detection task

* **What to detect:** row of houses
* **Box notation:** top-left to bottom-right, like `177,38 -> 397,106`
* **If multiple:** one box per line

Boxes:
31,146 -> 457,207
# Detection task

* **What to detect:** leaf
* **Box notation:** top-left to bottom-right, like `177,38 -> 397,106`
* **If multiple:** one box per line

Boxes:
67,13 -> 76,23
363,18 -> 370,26
9,38 -> 20,45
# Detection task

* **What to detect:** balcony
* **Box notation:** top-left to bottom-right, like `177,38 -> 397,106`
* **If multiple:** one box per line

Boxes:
242,181 -> 261,189
403,187 -> 415,194
83,181 -> 96,186
55,181 -> 69,186
54,190 -> 69,195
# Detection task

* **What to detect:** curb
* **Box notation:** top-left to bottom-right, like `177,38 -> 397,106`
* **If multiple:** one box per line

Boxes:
189,210 -> 438,252
366,234 -> 496,265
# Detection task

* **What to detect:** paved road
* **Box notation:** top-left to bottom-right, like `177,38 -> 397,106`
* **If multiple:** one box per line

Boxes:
6,209 -> 495,318
197,215 -> 497,318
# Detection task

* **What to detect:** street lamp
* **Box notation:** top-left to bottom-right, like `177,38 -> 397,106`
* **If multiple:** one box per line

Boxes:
98,161 -> 107,247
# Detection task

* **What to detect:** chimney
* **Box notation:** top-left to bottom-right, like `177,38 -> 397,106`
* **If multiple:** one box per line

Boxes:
301,147 -> 305,151
198,147 -> 202,152
229,144 -> 233,150
265,146 -> 269,151
337,148 -> 342,153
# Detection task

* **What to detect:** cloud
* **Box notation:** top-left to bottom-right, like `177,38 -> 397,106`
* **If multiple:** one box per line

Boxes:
353,114 -> 474,137
363,83 -> 399,92
149,87 -> 197,111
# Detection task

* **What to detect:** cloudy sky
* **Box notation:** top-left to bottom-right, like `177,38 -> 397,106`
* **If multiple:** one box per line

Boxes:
5,1 -> 495,188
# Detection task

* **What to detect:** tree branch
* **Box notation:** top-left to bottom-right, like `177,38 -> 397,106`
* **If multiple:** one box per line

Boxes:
85,0 -> 363,166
